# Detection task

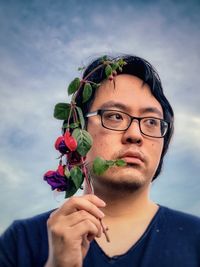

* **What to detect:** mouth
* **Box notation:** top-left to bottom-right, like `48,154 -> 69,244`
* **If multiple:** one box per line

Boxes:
121,157 -> 143,166
119,152 -> 144,166
126,162 -> 139,167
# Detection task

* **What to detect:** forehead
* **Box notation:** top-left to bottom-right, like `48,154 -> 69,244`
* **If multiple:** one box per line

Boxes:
90,74 -> 163,117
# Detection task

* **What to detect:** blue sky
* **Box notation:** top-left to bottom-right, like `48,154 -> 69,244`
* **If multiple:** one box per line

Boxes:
0,0 -> 200,233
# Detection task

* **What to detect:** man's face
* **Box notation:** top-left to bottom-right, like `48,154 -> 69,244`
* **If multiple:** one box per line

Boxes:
86,74 -> 164,192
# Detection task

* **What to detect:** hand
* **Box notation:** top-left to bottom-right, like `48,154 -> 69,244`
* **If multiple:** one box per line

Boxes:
45,194 -> 106,267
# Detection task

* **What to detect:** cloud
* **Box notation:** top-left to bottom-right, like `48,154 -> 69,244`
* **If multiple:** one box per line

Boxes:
174,113 -> 200,151
0,0 -> 200,233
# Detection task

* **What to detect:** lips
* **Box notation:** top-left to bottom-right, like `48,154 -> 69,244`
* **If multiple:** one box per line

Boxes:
119,151 -> 144,165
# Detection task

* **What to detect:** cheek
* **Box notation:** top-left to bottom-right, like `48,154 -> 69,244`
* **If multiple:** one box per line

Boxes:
86,139 -> 105,162
86,130 -> 118,161
93,133 -> 106,151
149,140 -> 163,161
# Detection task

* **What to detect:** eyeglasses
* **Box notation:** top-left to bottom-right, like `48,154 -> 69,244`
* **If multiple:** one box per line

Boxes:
86,109 -> 169,138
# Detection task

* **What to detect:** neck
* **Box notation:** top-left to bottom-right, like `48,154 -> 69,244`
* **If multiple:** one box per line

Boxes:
84,182 -> 157,220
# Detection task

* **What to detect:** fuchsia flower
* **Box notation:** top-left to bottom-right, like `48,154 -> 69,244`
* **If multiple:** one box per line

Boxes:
46,131 -> 79,192
67,151 -> 84,165
64,131 -> 77,151
54,136 -> 68,154
54,131 -> 77,154
43,165 -> 69,191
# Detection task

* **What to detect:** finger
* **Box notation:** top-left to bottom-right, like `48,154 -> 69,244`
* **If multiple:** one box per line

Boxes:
72,219 -> 100,240
64,210 -> 102,236
82,194 -> 106,207
56,195 -> 106,219
48,209 -> 103,236
51,210 -> 102,236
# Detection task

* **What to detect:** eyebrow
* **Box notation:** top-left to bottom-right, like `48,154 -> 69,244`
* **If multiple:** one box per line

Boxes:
139,107 -> 163,118
100,101 -> 163,118
100,101 -> 127,110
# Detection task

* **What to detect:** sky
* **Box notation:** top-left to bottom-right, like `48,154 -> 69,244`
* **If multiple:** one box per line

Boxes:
0,0 -> 200,233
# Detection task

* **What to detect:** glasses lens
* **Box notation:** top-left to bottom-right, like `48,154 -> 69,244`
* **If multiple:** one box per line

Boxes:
141,118 -> 168,137
100,110 -> 168,137
160,120 -> 168,136
102,110 -> 129,130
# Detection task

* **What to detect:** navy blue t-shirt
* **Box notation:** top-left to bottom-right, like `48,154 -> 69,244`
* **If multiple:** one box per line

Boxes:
0,206 -> 200,267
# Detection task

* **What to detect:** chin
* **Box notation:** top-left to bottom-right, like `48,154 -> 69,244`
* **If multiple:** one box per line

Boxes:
92,168 -> 147,194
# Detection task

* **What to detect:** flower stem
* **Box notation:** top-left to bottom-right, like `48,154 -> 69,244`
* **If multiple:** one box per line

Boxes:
67,105 -> 73,130
81,158 -> 110,242
99,219 -> 110,242
72,62 -> 107,102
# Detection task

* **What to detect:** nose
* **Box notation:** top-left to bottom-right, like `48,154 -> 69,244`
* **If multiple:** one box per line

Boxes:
121,119 -> 143,145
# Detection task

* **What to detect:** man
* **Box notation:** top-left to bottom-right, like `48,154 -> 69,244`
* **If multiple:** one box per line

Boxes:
0,55 -> 200,267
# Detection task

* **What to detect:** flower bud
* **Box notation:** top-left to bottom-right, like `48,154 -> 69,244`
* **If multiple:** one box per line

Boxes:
54,136 -> 69,154
57,164 -> 64,176
112,70 -> 117,76
66,151 -> 83,165
64,131 -> 78,151
108,75 -> 114,81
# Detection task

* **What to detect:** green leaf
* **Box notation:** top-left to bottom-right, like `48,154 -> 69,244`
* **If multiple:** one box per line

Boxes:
70,166 -> 83,190
64,166 -> 70,177
63,122 -> 79,130
69,122 -> 80,129
78,66 -> 85,71
54,103 -> 71,120
105,65 -> 112,77
117,58 -> 127,67
65,180 -> 78,198
72,128 -> 93,156
76,106 -> 85,129
68,77 -> 81,95
82,83 -> 92,103
62,123 -> 68,130
101,55 -> 108,61
111,63 -> 119,71
92,83 -> 101,89
92,157 -> 109,175
105,160 -> 115,167
65,166 -> 84,198
115,159 -> 126,167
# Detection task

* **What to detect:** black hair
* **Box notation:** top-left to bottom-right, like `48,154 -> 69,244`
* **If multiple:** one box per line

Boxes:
75,55 -> 174,181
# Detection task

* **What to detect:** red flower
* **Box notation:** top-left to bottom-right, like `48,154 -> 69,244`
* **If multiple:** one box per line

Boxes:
64,131 -> 77,151
54,136 -> 68,154
55,136 -> 64,150
57,164 -> 64,176
66,151 -> 85,165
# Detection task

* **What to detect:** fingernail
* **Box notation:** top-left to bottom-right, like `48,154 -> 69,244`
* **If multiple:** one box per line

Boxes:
99,199 -> 106,207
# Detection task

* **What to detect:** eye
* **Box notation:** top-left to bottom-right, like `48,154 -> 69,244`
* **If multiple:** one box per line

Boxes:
143,118 -> 159,127
104,111 -> 123,121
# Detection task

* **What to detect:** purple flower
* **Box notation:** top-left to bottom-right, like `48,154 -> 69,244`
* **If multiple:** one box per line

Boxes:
43,169 -> 69,192
54,136 -> 69,154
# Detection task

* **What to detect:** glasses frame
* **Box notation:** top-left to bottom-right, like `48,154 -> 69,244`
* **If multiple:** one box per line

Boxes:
86,109 -> 170,138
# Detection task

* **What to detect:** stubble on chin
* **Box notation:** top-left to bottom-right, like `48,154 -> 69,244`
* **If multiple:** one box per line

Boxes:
86,149 -> 149,194
90,165 -> 147,194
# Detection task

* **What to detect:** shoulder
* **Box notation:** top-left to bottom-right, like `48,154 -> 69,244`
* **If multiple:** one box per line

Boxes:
0,210 -> 54,267
159,205 -> 200,236
15,209 -> 54,227
160,206 -> 200,224
10,209 -> 54,234
0,209 -> 54,244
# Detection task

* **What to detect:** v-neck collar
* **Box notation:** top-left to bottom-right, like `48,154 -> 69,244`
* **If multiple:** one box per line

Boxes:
92,205 -> 162,261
